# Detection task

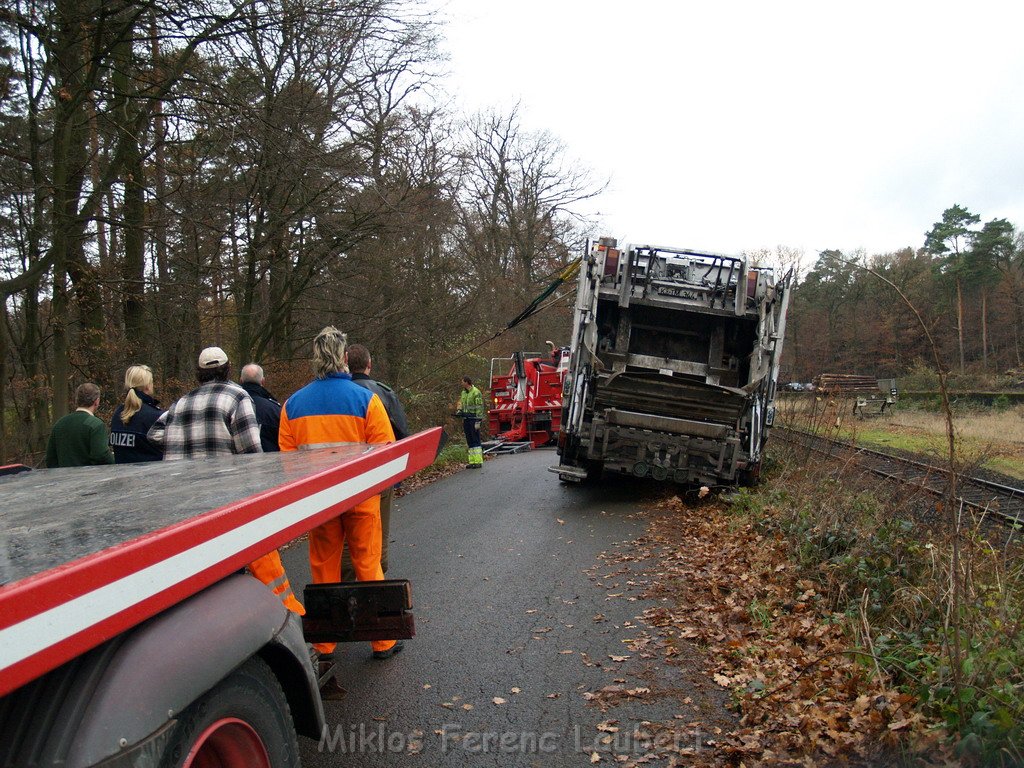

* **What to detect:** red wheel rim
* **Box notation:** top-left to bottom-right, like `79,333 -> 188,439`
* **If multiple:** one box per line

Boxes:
182,717 -> 271,768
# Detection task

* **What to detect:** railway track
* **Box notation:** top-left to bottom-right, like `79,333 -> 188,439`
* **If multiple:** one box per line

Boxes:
773,426 -> 1024,528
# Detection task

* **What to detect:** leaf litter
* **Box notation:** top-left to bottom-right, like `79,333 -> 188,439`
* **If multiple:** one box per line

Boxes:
581,493 -> 950,767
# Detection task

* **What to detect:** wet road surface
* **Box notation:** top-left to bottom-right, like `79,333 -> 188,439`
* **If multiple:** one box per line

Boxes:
281,448 -> 727,766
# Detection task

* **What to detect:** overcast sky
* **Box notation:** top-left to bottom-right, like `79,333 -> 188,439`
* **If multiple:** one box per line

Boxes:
429,0 -> 1024,261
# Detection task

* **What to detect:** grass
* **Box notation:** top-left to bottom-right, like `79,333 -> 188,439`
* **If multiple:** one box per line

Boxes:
432,442 -> 468,468
778,398 -> 1024,480
395,441 -> 468,495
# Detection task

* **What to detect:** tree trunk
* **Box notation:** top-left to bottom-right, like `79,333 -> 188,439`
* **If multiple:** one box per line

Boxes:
0,299 -> 7,463
108,19 -> 147,355
21,287 -> 52,457
49,0 -> 95,418
150,11 -> 170,377
955,277 -> 965,374
981,288 -> 988,370
122,136 -> 147,351
1013,296 -> 1024,367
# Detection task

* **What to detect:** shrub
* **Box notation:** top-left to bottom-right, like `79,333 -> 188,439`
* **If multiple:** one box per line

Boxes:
752,438 -> 1024,763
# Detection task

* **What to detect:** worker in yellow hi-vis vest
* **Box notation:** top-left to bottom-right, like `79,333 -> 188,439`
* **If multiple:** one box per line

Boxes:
456,375 -> 484,468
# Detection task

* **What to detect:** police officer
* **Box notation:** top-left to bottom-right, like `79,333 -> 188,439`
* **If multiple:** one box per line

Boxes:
109,365 -> 165,463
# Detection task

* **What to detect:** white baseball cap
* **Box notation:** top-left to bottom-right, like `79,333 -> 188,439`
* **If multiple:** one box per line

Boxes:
198,346 -> 229,369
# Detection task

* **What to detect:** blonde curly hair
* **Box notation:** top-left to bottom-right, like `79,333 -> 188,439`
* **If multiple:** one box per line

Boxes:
312,326 -> 348,379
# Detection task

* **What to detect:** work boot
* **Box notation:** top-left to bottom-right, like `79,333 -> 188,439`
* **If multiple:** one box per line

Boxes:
372,641 -> 405,660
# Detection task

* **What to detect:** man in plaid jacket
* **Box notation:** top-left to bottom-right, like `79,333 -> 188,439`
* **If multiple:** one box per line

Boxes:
148,346 -> 303,615
148,346 -> 262,458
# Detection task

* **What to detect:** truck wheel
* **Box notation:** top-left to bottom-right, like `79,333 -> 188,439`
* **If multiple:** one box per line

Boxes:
160,656 -> 299,768
738,462 -> 762,487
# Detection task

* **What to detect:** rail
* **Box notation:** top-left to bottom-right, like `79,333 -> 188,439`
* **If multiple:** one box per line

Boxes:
773,426 -> 1024,528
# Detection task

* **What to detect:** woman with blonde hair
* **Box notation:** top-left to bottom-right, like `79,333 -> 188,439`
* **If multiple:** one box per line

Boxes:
109,364 -> 165,462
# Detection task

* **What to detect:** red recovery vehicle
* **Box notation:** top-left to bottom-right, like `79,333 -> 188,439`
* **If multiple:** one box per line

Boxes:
487,347 -> 568,450
0,428 -> 442,768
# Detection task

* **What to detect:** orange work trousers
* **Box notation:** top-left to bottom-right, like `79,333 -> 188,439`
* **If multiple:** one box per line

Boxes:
248,549 -> 305,615
308,494 -> 395,655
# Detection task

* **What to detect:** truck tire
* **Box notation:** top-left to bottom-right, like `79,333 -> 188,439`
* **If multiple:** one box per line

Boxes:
738,462 -> 762,487
159,655 -> 299,768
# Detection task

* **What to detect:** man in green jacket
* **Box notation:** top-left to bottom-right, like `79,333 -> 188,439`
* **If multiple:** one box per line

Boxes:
46,383 -> 115,467
456,375 -> 484,468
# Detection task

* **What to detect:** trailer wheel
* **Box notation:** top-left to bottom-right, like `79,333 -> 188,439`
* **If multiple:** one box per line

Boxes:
160,656 -> 299,768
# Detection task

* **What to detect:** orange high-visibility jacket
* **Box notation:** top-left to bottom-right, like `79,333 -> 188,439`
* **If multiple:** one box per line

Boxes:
278,373 -> 395,513
279,371 -> 394,447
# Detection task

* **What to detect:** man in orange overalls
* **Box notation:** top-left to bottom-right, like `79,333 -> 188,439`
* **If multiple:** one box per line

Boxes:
278,327 -> 399,659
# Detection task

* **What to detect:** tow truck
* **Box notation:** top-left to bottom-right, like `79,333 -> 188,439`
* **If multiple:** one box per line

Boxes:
0,428 -> 442,768
485,347 -> 568,453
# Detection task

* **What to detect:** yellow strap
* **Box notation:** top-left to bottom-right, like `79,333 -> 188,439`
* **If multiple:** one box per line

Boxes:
558,258 -> 582,282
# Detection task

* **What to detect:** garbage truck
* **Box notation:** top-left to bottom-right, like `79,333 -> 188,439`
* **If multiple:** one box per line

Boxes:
552,238 -> 790,486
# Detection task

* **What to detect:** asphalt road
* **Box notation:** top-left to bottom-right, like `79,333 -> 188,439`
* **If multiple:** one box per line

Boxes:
281,448 -> 724,766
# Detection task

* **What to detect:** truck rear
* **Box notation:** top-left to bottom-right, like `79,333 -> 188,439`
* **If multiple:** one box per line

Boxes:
0,429 -> 441,768
553,238 -> 790,486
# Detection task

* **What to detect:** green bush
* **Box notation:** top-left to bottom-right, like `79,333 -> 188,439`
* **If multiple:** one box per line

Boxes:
432,442 -> 467,467
899,360 -> 941,391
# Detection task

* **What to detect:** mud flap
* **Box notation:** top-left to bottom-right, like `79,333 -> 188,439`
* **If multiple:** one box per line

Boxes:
301,580 -> 415,643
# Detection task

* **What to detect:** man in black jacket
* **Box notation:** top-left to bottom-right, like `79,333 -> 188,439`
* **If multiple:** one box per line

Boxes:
239,363 -> 283,452
342,344 -> 409,579
346,345 -> 409,440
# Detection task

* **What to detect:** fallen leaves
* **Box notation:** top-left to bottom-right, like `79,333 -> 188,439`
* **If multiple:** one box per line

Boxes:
581,684 -> 653,709
585,492 -> 947,765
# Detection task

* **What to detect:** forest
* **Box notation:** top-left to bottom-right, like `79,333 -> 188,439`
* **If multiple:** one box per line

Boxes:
2,1 -> 1022,465
778,204 -> 1024,387
0,0 -> 598,462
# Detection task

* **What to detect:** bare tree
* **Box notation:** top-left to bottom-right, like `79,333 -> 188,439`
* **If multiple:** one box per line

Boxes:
0,0 -> 252,418
457,106 -> 603,324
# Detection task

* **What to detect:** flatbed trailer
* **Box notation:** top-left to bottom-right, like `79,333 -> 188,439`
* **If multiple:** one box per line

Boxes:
0,428 -> 441,768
